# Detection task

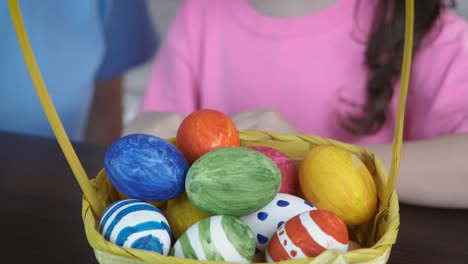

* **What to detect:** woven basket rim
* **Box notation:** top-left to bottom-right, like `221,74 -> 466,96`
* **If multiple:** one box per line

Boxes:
82,131 -> 400,264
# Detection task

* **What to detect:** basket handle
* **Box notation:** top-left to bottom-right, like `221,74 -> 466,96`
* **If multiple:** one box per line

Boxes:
8,0 -> 105,217
382,0 -> 414,207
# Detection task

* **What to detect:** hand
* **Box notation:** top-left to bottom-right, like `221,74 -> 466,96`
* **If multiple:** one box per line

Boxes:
122,112 -> 184,139
231,107 -> 298,133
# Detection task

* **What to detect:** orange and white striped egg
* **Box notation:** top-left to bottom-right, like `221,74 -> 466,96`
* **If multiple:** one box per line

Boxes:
265,209 -> 348,262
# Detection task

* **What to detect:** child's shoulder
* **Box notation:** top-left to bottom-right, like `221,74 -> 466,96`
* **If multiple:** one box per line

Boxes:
422,8 -> 468,48
410,8 -> 468,96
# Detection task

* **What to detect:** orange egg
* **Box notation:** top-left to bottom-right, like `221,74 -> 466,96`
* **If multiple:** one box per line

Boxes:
176,109 -> 240,164
266,209 -> 348,262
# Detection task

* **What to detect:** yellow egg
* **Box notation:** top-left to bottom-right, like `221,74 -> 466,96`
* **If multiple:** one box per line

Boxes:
166,192 -> 209,239
299,145 -> 377,225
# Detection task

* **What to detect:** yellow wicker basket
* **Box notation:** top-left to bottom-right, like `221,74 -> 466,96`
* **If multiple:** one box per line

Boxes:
8,0 -> 415,263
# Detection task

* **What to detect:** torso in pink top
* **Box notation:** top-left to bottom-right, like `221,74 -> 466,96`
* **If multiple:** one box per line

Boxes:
142,0 -> 468,144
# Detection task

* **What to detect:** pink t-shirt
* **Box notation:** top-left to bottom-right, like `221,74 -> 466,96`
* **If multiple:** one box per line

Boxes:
141,0 -> 468,144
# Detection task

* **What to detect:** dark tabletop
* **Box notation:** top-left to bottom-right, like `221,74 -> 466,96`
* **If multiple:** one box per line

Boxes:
1,131 -> 467,264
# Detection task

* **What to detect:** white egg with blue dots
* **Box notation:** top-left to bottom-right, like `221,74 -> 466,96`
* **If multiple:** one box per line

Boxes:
99,199 -> 172,255
239,193 -> 316,253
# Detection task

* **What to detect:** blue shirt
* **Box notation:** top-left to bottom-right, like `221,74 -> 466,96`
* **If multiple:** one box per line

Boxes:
0,0 -> 157,141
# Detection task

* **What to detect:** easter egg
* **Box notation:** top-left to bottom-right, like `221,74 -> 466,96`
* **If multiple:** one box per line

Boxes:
250,146 -> 299,194
166,192 -> 210,239
176,109 -> 240,164
99,199 -> 172,255
239,193 -> 316,253
266,210 -> 348,262
299,145 -> 378,225
104,134 -> 189,202
170,215 -> 256,263
185,147 -> 281,216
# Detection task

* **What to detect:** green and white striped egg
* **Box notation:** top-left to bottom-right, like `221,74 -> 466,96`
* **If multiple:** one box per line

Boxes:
170,215 -> 256,263
186,147 -> 281,216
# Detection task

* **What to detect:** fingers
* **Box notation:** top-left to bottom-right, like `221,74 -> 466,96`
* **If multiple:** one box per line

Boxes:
231,107 -> 298,133
232,110 -> 260,131
123,112 -> 184,139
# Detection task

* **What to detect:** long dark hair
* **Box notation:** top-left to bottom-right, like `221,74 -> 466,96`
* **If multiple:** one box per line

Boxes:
345,0 -> 456,135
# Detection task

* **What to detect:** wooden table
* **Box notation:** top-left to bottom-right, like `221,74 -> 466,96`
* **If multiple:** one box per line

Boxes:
1,131 -> 467,263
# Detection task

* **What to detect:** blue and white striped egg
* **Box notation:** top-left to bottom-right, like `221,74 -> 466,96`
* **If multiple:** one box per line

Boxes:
170,215 -> 256,263
239,193 -> 316,253
99,199 -> 172,255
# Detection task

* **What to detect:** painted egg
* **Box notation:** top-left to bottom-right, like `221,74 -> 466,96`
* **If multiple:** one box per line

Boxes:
99,199 -> 172,255
170,215 -> 256,263
176,109 -> 240,164
185,147 -> 281,216
104,134 -> 189,202
250,146 -> 299,195
239,193 -> 316,253
166,192 -> 210,239
299,145 -> 377,225
266,209 -> 349,262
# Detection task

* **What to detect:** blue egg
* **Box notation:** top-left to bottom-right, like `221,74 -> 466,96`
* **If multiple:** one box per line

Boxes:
104,134 -> 189,202
99,199 -> 172,255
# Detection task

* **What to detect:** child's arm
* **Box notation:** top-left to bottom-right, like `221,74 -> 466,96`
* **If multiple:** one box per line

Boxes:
363,133 -> 468,209
85,77 -> 123,146
369,11 -> 468,209
87,0 -> 156,145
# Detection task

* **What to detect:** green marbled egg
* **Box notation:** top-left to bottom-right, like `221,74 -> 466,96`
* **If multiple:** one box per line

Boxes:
185,147 -> 281,216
